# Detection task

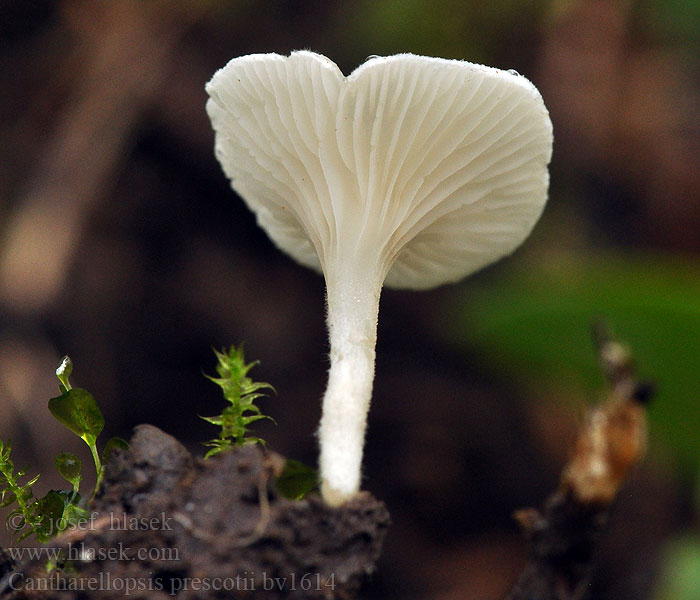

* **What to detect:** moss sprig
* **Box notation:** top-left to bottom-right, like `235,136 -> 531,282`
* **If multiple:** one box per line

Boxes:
202,345 -> 275,457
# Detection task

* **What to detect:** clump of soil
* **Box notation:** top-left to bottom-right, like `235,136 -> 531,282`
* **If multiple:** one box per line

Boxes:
2,425 -> 390,599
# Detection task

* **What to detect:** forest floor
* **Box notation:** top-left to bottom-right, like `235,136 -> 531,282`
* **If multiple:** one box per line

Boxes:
1,425 -> 389,599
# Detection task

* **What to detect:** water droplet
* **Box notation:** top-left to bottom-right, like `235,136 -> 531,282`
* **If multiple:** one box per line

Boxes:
507,69 -> 520,77
365,54 -> 380,62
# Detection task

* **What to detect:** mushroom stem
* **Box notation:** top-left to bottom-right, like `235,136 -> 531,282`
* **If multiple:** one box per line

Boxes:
319,266 -> 383,506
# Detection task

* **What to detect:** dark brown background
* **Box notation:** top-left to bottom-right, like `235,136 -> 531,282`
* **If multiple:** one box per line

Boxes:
1,1 -> 698,598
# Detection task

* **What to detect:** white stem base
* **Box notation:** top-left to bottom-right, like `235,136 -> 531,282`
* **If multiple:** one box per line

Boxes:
319,270 -> 382,506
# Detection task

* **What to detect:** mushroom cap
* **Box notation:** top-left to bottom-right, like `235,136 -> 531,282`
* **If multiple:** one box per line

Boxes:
206,51 -> 553,290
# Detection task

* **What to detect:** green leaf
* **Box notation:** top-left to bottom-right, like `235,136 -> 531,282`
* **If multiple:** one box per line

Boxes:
60,495 -> 90,529
34,490 -> 67,543
203,439 -> 232,459
102,437 -> 128,463
59,492 -> 90,531
55,452 -> 81,488
0,491 -> 16,508
24,473 -> 40,488
275,459 -> 318,500
48,388 -> 104,444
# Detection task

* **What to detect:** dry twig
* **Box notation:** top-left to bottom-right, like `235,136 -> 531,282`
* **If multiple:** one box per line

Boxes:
508,324 -> 652,600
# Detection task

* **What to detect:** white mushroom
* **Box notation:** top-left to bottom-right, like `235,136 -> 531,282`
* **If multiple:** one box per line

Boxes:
206,51 -> 553,506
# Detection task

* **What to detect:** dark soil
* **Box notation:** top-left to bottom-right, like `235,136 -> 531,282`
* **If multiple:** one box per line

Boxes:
1,425 -> 390,599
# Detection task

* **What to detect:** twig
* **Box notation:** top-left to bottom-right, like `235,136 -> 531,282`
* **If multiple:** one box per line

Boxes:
508,324 -> 652,600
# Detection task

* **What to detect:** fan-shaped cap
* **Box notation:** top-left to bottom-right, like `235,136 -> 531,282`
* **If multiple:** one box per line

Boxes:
206,51 -> 552,289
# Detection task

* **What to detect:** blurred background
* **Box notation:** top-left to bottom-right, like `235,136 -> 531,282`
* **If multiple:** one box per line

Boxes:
1,0 -> 699,598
